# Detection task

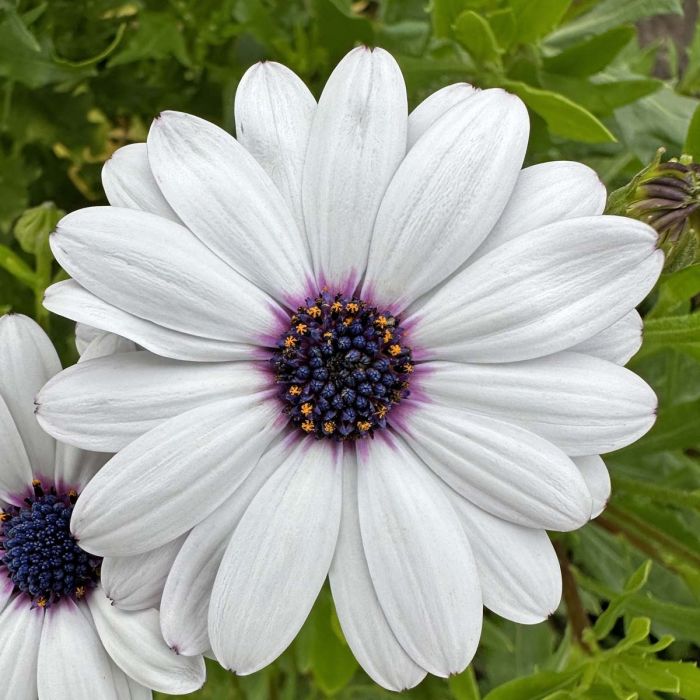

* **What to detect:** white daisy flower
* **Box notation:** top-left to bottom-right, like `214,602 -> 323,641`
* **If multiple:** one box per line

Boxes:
37,47 -> 661,691
0,314 -> 205,699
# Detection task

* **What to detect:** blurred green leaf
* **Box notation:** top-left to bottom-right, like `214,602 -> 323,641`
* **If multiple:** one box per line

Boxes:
543,26 -> 636,77
13,202 -> 63,255
508,0 -> 570,44
547,0 -> 683,47
453,11 -> 501,64
684,104 -> 700,160
504,80 -> 616,142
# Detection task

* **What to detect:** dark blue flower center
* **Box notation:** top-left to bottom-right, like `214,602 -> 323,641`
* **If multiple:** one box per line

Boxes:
0,481 -> 101,608
272,290 -> 413,440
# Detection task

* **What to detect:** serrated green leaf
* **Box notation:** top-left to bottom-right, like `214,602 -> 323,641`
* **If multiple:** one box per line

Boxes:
483,671 -> 580,700
543,26 -> 636,77
503,80 -> 615,142
453,10 -> 501,64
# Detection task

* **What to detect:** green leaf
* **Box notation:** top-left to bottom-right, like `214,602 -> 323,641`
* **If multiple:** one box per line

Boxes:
684,104 -> 700,160
487,8 -> 516,49
508,0 -> 571,44
503,80 -> 616,143
13,202 -> 63,255
449,666 -> 481,700
612,616 -> 651,653
453,10 -> 501,64
624,560 -> 653,593
0,244 -> 37,289
432,0 -> 475,37
108,11 -> 191,67
626,398 -> 700,452
483,670 -> 580,700
618,658 -> 681,693
543,26 -> 636,77
641,314 -> 700,354
547,0 -> 683,48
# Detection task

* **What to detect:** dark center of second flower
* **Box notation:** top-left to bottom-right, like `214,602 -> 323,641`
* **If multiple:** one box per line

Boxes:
0,480 -> 101,608
272,289 -> 413,440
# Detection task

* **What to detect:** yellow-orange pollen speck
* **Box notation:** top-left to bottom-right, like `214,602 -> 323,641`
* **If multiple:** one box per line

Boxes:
323,421 -> 336,434
307,306 -> 322,318
301,402 -> 313,416
357,421 -> 372,431
289,385 -> 302,396
388,344 -> 402,356
301,420 -> 315,432
295,323 -> 308,334
284,336 -> 297,348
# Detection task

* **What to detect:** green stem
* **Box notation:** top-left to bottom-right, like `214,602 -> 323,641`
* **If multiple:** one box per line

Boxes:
33,243 -> 52,331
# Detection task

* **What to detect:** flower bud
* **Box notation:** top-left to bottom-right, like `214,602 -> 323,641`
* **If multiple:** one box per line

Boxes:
607,148 -> 699,272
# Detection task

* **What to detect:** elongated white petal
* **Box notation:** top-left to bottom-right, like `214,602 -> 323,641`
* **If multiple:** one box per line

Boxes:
37,351 -> 269,452
71,396 -> 281,556
125,675 -> 151,700
103,535 -> 186,611
80,332 -> 138,360
210,440 -> 342,674
161,439 -> 286,656
475,161 -> 606,258
0,575 -> 13,613
420,352 -> 657,456
0,596 -> 44,700
54,442 -> 109,491
235,61 -> 316,230
302,46 -> 407,289
38,599 -> 122,700
401,404 -> 592,530
148,111 -> 311,302
0,315 -> 59,478
46,281 -> 252,362
364,89 -> 528,309
410,216 -> 663,362
572,310 -> 643,365
447,492 -> 561,624
358,436 -> 482,677
407,83 -> 477,149
88,588 -> 205,694
102,143 -> 178,221
0,394 -> 32,505
330,452 -> 426,691
574,455 -> 611,518
51,207 -> 279,344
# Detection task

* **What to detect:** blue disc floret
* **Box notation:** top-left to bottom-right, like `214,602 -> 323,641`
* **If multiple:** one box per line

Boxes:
0,480 -> 101,608
272,289 -> 414,440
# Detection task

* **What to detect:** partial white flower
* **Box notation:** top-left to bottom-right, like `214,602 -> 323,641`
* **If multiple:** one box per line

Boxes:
37,47 -> 661,691
0,314 -> 205,699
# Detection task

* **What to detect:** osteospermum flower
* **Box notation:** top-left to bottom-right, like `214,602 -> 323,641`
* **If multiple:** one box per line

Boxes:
37,47 -> 661,690
0,314 -> 205,699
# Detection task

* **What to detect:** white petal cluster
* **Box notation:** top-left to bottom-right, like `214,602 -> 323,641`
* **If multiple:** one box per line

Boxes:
19,47 -> 661,691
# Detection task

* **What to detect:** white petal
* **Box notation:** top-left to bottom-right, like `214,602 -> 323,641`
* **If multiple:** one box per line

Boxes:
125,675 -> 152,700
80,332 -> 138,360
364,89 -> 529,309
75,323 -> 102,355
46,281 -> 252,362
38,599 -> 122,700
0,596 -> 44,700
302,46 -> 407,289
235,61 -> 316,231
446,492 -> 561,624
401,403 -> 592,530
103,535 -> 186,611
54,442 -> 109,491
407,83 -> 477,150
410,216 -> 663,362
161,439 -> 286,656
0,574 -> 13,613
148,110 -> 311,302
88,588 -> 205,694
37,351 -> 269,452
572,310 -> 643,365
574,455 -> 611,518
358,436 -> 482,677
0,315 -> 59,478
102,143 -> 178,221
71,396 -> 280,556
209,440 -> 342,674
474,161 -> 607,258
0,394 -> 33,504
329,451 -> 426,691
51,207 -> 280,343
419,352 -> 657,456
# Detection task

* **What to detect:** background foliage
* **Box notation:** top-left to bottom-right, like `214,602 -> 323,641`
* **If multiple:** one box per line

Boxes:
1,0 -> 700,698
